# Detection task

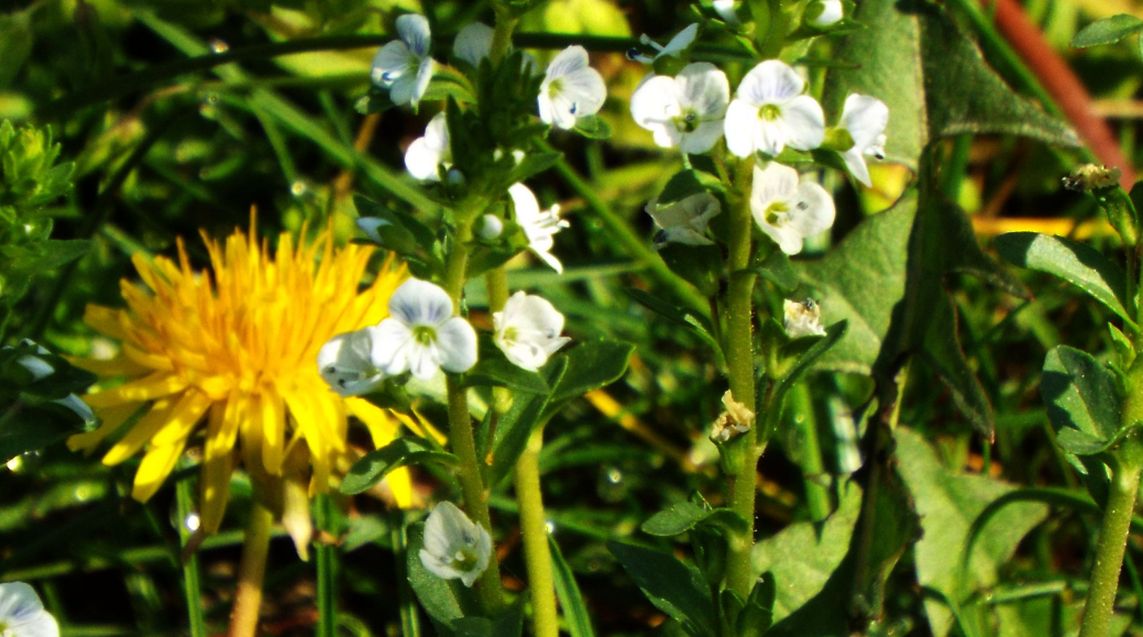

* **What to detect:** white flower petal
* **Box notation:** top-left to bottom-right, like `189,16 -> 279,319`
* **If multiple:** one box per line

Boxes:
371,40 -> 414,86
411,58 -> 435,106
764,223 -> 806,254
677,63 -> 729,117
841,94 -> 890,152
419,502 -> 492,588
841,148 -> 871,187
494,292 -> 570,370
389,278 -> 454,327
713,0 -> 740,24
509,183 -> 541,223
631,75 -> 681,134
406,340 -> 442,380
661,23 -> 699,56
737,60 -> 804,104
778,95 -> 825,150
371,319 -> 414,376
405,113 -> 450,181
546,45 -> 590,79
436,317 -> 478,374
318,328 -> 385,396
396,14 -> 432,58
808,0 -> 844,27
724,98 -> 759,158
539,46 -> 606,128
752,162 -> 799,205
680,121 -> 725,154
454,22 -> 494,66
0,583 -> 58,637
790,181 -> 836,236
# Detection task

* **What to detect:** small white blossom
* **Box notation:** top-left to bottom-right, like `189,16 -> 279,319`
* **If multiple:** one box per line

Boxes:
630,63 -> 729,154
372,14 -> 435,107
372,279 -> 478,380
405,112 -> 450,181
751,162 -> 835,255
419,502 -> 493,587
453,22 -> 493,67
645,192 -> 721,246
712,0 -> 740,25
494,292 -> 571,371
0,582 -> 58,637
839,94 -> 889,187
724,60 -> 825,157
807,0 -> 843,27
628,23 -> 699,64
476,214 -> 504,240
318,328 -> 385,396
538,46 -> 607,130
509,183 -> 569,273
784,298 -> 827,338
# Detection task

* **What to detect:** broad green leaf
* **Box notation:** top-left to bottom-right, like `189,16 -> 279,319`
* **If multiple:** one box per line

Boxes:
753,481 -> 862,621
796,196 -> 915,375
1072,14 -> 1143,48
995,232 -> 1132,326
641,502 -> 747,537
608,541 -> 718,637
824,0 -> 1077,171
895,428 -> 1049,637
489,358 -> 566,485
550,536 -> 596,637
1041,346 -> 1124,457
340,438 -> 458,495
543,340 -> 634,413
463,356 -> 550,394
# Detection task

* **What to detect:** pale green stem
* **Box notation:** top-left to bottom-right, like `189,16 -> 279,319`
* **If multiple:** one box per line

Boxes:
175,476 -> 206,637
723,158 -> 760,599
515,428 -> 560,637
443,217 -> 505,612
315,494 -> 337,637
229,500 -> 274,637
489,6 -> 518,64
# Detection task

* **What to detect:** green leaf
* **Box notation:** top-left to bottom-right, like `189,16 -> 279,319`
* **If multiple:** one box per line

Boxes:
895,427 -> 1050,637
655,169 -> 724,208
608,541 -> 719,637
543,340 -> 634,413
1041,345 -> 1124,457
406,521 -> 469,626
753,481 -> 863,621
0,11 -> 32,89
1072,14 -> 1143,48
572,115 -> 611,140
772,321 -> 848,405
641,501 -> 747,537
549,536 -> 596,637
463,357 -> 550,394
737,574 -> 776,635
995,232 -> 1132,326
489,358 -> 567,485
504,152 -> 561,185
451,604 -> 524,637
824,0 -> 1077,171
340,438 -> 459,495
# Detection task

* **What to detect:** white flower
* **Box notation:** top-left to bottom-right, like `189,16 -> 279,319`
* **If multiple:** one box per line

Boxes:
405,112 -> 450,181
630,63 -> 730,154
318,328 -> 385,396
419,501 -> 493,587
751,162 -> 835,255
724,60 -> 825,157
371,14 -> 435,107
712,0 -> 740,25
0,582 -> 58,637
628,23 -> 699,64
784,298 -> 827,338
453,22 -> 494,67
807,0 -> 843,27
538,46 -> 607,130
372,279 -> 478,380
839,94 -> 889,188
509,183 -> 569,273
494,292 -> 571,371
645,192 -> 721,246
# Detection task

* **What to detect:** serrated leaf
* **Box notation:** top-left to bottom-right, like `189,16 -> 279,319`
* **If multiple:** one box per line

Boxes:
1072,14 -> 1143,48
995,232 -> 1132,326
340,438 -> 458,495
824,0 -> 1077,171
608,541 -> 718,637
1041,345 -> 1124,457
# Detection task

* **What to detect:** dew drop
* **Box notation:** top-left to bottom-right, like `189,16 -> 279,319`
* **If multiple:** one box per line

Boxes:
209,39 -> 230,54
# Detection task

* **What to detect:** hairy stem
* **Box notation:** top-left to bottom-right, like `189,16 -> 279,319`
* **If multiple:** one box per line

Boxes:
515,429 -> 560,637
723,158 -> 760,599
229,500 -> 274,637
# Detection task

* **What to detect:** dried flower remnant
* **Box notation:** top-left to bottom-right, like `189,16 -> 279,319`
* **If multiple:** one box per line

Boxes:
711,390 -> 756,443
784,298 -> 827,338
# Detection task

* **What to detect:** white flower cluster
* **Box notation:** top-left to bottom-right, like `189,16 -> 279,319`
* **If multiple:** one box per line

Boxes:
0,582 -> 58,637
626,24 -> 890,254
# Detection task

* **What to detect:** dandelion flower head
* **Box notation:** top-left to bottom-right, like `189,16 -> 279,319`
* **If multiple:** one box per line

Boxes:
69,218 -> 418,535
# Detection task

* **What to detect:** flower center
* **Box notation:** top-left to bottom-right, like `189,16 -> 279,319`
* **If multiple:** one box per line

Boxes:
413,325 -> 437,345
451,543 -> 479,570
764,201 -> 790,226
759,103 -> 782,121
501,326 -> 519,345
674,110 -> 700,133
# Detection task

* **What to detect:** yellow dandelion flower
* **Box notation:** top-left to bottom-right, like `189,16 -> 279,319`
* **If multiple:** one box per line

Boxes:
69,219 -> 424,535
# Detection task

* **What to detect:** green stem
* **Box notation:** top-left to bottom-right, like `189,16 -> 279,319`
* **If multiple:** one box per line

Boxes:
443,217 -> 505,613
723,158 -> 760,599
175,476 -> 206,637
486,267 -> 509,315
229,500 -> 274,637
789,383 -> 831,522
390,512 -> 422,637
514,428 -> 560,637
315,494 -> 337,637
489,7 -> 518,64
1079,440 -> 1143,637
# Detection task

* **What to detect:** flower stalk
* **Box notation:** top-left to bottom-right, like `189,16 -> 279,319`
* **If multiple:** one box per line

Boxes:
514,428 -> 560,637
723,158 -> 761,599
229,499 -> 274,637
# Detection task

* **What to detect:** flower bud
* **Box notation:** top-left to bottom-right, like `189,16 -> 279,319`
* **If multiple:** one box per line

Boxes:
476,214 -> 504,240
